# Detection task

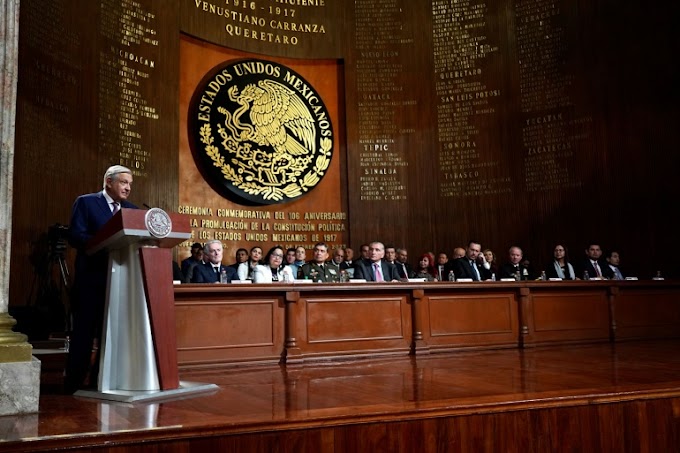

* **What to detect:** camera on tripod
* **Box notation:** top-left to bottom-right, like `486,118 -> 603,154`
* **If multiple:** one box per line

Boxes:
48,223 -> 69,257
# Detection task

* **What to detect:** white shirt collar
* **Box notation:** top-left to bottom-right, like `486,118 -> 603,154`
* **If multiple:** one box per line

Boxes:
102,189 -> 115,205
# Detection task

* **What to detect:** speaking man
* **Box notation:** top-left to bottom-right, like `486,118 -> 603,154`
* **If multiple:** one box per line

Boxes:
66,165 -> 137,393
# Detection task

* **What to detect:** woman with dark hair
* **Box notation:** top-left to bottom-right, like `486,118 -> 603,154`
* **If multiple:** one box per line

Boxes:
482,249 -> 499,277
237,245 -> 263,281
412,253 -> 436,281
545,244 -> 576,280
253,245 -> 294,283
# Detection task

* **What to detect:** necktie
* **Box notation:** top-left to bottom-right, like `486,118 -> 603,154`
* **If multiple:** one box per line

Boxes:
593,261 -> 602,277
213,266 -> 219,273
112,201 -> 120,214
401,263 -> 408,278
470,261 -> 479,281
373,263 -> 384,282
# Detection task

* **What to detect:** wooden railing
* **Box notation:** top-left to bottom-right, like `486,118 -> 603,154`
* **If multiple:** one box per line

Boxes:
174,280 -> 680,369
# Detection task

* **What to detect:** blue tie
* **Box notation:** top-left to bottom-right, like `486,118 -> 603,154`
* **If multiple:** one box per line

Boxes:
470,261 -> 479,281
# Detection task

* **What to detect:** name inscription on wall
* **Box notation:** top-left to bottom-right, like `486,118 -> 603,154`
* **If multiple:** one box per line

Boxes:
432,0 -> 512,197
191,0 -> 329,47
515,0 -> 591,191
355,0 -> 415,202
99,0 -> 160,177
19,2 -> 82,178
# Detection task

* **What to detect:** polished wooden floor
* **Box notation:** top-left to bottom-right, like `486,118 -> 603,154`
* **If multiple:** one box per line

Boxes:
2,340 -> 680,452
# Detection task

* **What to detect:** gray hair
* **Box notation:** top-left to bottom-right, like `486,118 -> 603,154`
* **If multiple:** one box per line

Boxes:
102,165 -> 132,188
203,240 -> 223,253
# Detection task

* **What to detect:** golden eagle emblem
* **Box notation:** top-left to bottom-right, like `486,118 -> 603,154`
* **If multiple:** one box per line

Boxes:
190,59 -> 334,205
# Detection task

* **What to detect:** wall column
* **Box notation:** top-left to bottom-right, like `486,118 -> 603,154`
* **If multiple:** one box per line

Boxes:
0,0 -> 40,415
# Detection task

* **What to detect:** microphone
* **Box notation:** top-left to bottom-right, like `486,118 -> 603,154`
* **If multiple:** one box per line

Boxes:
143,203 -> 152,209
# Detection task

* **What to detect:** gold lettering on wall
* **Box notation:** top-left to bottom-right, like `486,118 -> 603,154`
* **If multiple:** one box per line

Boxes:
355,0 -> 415,202
176,206 -> 348,252
99,0 -> 160,177
515,0 -> 590,191
432,0 -> 512,197
191,0 -> 328,47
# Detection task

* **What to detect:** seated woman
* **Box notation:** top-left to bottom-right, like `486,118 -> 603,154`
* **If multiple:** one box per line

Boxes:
483,249 -> 499,277
237,246 -> 263,281
411,253 -> 436,281
253,245 -> 294,283
545,244 -> 576,280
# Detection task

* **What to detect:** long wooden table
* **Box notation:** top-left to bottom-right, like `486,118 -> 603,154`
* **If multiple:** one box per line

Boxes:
174,280 -> 680,369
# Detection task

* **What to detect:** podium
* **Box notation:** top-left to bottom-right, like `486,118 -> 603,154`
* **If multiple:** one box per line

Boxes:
75,208 -> 217,402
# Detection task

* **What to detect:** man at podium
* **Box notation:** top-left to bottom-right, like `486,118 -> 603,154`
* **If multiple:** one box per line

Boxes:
65,165 -> 137,393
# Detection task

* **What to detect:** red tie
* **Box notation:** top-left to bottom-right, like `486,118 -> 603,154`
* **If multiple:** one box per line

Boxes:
373,263 -> 384,282
593,261 -> 601,277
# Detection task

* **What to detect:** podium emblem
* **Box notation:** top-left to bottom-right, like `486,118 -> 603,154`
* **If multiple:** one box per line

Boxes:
188,58 -> 334,206
145,208 -> 172,238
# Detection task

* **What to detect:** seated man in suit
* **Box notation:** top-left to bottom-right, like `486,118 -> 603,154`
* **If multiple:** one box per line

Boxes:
354,241 -> 400,281
298,242 -> 340,282
330,247 -> 345,266
192,240 -> 237,283
575,243 -> 614,279
340,247 -> 354,268
181,242 -> 204,283
499,246 -> 532,280
385,245 -> 397,264
66,165 -> 137,392
606,250 -> 625,280
450,240 -> 492,281
395,248 -> 413,279
229,247 -> 249,271
452,247 -> 466,260
287,246 -> 307,279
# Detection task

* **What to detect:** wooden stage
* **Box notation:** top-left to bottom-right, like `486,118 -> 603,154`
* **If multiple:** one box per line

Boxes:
3,339 -> 680,452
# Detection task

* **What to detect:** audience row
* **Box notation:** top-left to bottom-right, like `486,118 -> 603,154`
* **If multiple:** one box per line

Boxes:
176,239 -> 632,284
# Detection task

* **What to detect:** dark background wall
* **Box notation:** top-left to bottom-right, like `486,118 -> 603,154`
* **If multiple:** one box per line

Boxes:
10,0 -> 679,314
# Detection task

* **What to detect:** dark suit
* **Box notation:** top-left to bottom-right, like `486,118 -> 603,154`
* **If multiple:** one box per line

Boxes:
500,262 -> 523,280
173,261 -> 183,281
394,261 -> 413,279
298,262 -> 341,282
66,191 -> 137,392
575,258 -> 614,279
340,261 -> 354,270
181,257 -> 203,283
191,262 -> 237,283
354,259 -> 400,281
452,258 -> 492,281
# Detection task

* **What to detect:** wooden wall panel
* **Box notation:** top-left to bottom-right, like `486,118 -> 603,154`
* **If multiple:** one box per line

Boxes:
174,291 -> 285,367
32,397 -> 680,452
423,291 -> 519,351
177,35 -> 347,260
9,0 -> 680,319
288,291 -> 412,361
532,293 -> 609,331
11,0 -> 179,322
615,289 -> 680,340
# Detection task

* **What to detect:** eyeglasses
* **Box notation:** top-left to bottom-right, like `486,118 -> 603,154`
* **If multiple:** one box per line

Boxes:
272,253 -> 283,258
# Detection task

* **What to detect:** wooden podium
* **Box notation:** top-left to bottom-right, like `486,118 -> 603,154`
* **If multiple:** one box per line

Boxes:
75,208 -> 217,402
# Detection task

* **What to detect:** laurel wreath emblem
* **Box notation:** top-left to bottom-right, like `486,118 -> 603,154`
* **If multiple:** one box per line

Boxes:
199,119 -> 331,202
